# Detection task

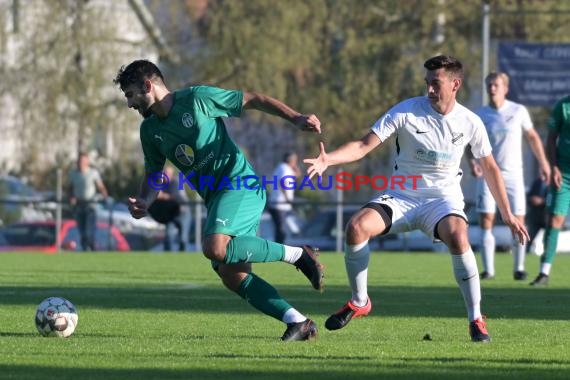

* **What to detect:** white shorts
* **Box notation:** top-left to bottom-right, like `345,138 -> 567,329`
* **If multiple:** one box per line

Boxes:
368,191 -> 467,240
475,176 -> 526,216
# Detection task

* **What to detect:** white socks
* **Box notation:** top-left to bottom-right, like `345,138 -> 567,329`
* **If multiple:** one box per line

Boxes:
345,240 -> 371,307
480,229 -> 495,276
513,239 -> 526,272
282,246 -> 303,264
451,250 -> 482,322
282,308 -> 307,324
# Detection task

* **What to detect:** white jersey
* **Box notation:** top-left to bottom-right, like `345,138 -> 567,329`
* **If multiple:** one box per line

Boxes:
268,162 -> 296,211
475,99 -> 533,178
371,96 -> 492,199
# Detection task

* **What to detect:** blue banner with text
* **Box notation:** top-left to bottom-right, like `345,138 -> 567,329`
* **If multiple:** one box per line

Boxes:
498,42 -> 570,107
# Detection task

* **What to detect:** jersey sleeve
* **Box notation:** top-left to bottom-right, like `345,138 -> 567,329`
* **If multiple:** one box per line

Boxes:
469,117 -> 493,159
192,86 -> 244,118
520,105 -> 534,131
140,123 -> 166,174
370,101 -> 407,141
547,99 -> 564,133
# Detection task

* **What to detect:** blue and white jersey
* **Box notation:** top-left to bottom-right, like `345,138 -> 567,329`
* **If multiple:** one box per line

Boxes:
475,99 -> 533,178
371,96 -> 491,198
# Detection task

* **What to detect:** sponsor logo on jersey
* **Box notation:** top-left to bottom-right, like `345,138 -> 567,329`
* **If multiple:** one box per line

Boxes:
416,148 -> 453,166
182,113 -> 194,128
175,144 -> 195,166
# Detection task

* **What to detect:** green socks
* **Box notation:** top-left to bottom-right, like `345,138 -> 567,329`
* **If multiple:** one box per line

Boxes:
224,236 -> 285,264
237,273 -> 292,321
541,227 -> 560,265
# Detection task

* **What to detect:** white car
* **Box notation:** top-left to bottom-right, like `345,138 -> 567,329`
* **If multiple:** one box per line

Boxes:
281,207 -> 443,252
0,175 -> 54,225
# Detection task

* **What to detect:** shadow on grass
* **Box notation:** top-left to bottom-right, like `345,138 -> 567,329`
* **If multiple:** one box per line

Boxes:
1,283 -> 568,321
1,361 -> 570,380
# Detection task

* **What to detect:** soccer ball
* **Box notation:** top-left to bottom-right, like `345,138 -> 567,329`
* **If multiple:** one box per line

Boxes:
34,297 -> 78,337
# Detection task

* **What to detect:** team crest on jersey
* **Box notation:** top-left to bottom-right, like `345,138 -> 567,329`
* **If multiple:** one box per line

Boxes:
181,113 -> 194,128
175,144 -> 195,166
451,132 -> 464,146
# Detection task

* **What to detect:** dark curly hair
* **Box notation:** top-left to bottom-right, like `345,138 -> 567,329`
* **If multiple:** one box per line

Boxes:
113,59 -> 165,90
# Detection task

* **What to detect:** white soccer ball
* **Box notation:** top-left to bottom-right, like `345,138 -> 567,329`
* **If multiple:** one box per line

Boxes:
34,297 -> 78,338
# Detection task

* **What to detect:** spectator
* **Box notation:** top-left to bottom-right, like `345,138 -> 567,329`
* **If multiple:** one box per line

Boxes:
268,152 -> 300,244
158,166 -> 192,252
68,152 -> 108,251
526,176 -> 549,252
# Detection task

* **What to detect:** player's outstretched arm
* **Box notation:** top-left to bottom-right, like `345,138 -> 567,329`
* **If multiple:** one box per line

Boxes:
478,154 -> 530,244
242,91 -> 321,134
304,132 -> 382,179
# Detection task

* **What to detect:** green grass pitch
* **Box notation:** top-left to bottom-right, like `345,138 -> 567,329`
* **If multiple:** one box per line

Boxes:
1,251 -> 569,380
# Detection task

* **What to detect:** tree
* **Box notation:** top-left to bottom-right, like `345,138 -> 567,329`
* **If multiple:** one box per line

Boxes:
0,0 -> 162,195
189,0 -> 481,200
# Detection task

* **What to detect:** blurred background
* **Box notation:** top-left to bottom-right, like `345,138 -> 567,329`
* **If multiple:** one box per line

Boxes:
1,0 -> 569,253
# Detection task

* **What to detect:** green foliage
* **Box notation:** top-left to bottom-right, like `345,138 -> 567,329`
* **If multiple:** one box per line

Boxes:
4,1 -> 570,200
1,1 -> 149,187
193,1 -> 485,144
1,252 -> 570,379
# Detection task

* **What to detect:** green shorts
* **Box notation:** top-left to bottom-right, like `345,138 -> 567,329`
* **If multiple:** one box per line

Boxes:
546,171 -> 570,216
204,185 -> 266,238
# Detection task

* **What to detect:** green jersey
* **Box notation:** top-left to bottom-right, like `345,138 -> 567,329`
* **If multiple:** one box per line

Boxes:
140,86 -> 257,204
548,95 -> 570,169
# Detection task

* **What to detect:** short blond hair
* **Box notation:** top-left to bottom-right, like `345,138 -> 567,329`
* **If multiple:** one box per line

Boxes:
485,72 -> 509,87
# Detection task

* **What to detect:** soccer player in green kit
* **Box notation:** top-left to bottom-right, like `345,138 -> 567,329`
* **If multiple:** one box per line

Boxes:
530,95 -> 570,286
113,60 -> 324,340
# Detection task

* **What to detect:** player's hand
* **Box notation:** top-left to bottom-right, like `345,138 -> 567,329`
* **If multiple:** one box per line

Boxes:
293,114 -> 321,134
552,166 -> 562,190
128,196 -> 148,219
539,163 -> 551,186
503,214 -> 530,245
470,161 -> 483,177
304,142 -> 329,179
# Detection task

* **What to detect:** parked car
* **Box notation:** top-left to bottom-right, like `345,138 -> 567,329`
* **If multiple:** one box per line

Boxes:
0,219 -> 130,253
378,229 -> 447,252
257,210 -> 304,243
283,206 -> 396,252
0,175 -> 54,225
94,198 -> 164,233
281,203 -> 510,253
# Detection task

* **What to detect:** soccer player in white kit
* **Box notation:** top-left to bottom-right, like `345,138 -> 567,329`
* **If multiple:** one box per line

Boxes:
468,72 -> 550,281
305,55 -> 529,342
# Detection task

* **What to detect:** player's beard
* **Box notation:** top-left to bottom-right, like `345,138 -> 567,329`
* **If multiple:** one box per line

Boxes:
141,108 -> 152,118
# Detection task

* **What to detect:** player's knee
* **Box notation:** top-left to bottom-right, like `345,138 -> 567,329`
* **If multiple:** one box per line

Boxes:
445,232 -> 470,253
217,263 -> 250,292
202,243 -> 228,262
346,218 -> 369,244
